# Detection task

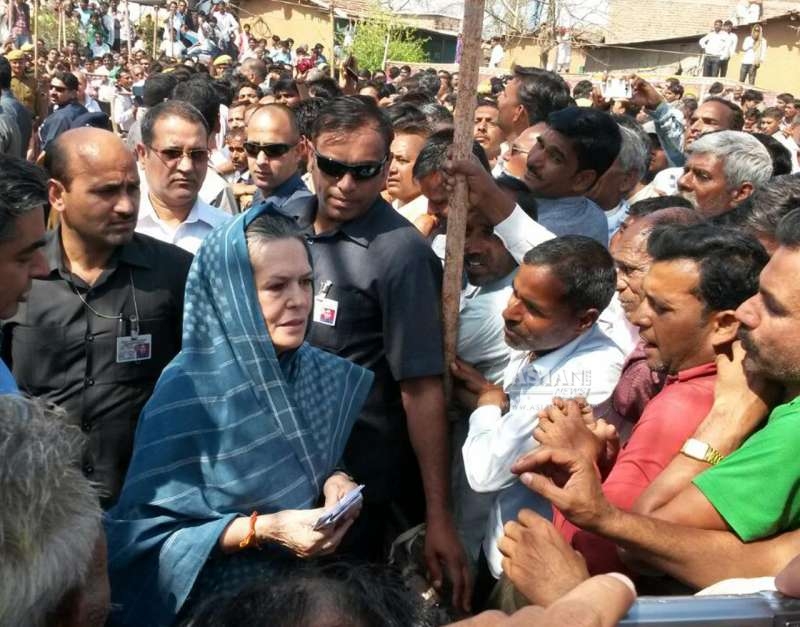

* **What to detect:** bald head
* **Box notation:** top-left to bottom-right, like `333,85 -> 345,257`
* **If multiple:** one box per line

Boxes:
46,128 -> 135,188
246,104 -> 300,142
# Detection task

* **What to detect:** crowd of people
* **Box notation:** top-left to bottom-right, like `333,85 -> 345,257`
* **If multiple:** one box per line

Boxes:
3,8 -> 800,626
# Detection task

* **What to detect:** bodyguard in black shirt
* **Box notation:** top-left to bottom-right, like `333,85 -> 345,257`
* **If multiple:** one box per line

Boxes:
1,128 -> 192,508
287,96 -> 471,611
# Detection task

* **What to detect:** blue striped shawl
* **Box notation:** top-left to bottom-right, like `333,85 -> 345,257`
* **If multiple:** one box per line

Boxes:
105,201 -> 373,626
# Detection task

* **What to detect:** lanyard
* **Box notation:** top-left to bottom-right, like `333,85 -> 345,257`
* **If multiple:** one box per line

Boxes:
70,269 -> 142,338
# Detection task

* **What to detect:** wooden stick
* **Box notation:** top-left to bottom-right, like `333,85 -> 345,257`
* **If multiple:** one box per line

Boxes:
152,6 -> 158,56
441,0 -> 484,400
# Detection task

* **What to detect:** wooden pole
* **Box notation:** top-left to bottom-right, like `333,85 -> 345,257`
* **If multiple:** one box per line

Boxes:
329,0 -> 335,78
152,6 -> 158,57
441,0 -> 484,399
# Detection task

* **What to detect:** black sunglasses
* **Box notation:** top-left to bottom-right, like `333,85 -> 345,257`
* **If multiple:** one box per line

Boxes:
243,141 -> 297,158
313,150 -> 388,180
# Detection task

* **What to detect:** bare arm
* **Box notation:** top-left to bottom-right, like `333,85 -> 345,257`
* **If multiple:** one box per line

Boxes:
513,447 -> 797,590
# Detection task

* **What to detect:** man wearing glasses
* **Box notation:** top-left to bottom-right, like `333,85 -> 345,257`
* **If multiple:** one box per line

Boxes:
281,96 -> 473,613
244,103 -> 311,212
38,71 -> 87,152
135,101 -> 230,253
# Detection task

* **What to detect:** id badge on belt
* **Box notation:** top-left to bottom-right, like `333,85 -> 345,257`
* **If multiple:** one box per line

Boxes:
313,280 -> 339,327
116,315 -> 152,363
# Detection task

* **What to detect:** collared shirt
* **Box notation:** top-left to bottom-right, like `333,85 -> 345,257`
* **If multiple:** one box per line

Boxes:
559,361 -> 717,576
137,193 -> 231,253
39,100 -> 87,151
393,194 -> 428,224
289,194 -> 445,501
535,196 -> 609,246
699,31 -> 729,57
1,229 -> 192,507
250,172 -> 312,211
463,322 -> 630,577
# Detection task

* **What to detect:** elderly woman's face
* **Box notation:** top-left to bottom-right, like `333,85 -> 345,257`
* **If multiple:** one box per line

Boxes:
250,238 -> 313,354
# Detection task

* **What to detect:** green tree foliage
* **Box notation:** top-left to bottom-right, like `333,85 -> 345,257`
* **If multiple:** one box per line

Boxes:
34,8 -> 81,49
347,6 -> 429,71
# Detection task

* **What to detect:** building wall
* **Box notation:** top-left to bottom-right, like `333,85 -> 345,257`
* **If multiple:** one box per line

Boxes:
240,1 -> 334,52
584,15 -> 800,93
604,0 -> 799,44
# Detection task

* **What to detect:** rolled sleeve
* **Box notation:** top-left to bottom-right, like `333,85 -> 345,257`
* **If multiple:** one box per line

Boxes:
650,102 -> 686,168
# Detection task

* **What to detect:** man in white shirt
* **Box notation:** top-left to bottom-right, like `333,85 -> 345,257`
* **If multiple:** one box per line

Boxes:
213,2 -> 238,42
699,20 -> 728,77
112,68 -> 136,134
90,32 -> 111,59
136,100 -> 230,253
488,37 -> 504,69
456,235 -> 628,603
719,20 -> 738,78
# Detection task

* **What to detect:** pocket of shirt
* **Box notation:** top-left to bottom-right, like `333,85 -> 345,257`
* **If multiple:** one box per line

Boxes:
11,325 -> 69,392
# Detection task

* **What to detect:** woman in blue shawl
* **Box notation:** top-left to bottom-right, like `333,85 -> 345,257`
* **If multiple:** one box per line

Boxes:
105,205 -> 373,626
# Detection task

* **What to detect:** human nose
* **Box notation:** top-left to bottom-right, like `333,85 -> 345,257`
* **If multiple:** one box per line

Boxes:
336,172 -> 358,194
677,170 -> 692,192
502,293 -> 523,323
735,294 -> 760,329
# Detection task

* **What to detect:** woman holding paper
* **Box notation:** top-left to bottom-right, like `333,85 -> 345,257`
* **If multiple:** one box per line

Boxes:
105,207 -> 373,627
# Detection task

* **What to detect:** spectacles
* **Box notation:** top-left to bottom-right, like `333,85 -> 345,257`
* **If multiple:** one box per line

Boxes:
510,145 -> 529,156
243,141 -> 297,158
147,145 -> 209,165
313,150 -> 387,180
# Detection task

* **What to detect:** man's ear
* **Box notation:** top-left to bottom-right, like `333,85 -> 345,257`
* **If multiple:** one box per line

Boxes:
576,307 -> 600,334
571,169 -> 598,195
48,178 -> 67,215
512,104 -> 526,127
135,142 -> 147,163
731,182 -> 755,207
710,309 -> 740,348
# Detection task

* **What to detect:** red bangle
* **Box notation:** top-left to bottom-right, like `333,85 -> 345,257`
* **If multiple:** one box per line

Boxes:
238,511 -> 260,550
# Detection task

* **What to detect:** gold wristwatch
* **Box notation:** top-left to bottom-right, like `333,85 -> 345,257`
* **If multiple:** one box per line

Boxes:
680,438 -> 724,465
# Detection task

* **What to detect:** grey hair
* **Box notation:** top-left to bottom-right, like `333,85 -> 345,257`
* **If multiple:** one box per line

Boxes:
617,126 -> 649,180
0,396 -> 102,627
687,130 -> 772,190
245,212 -> 313,269
0,154 -> 48,242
